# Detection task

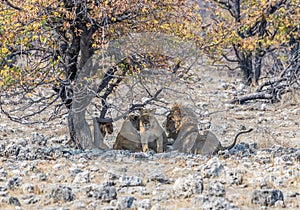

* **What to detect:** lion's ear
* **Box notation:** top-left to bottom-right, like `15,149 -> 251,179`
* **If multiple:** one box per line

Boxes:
173,104 -> 180,109
150,108 -> 156,114
138,107 -> 144,114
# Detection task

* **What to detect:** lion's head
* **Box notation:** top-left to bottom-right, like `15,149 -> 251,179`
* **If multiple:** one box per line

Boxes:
165,104 -> 184,140
99,122 -> 114,136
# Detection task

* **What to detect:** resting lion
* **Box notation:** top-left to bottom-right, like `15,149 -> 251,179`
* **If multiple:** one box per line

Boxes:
139,108 -> 168,153
113,114 -> 142,152
164,104 -> 185,140
92,118 -> 113,149
166,104 -> 253,155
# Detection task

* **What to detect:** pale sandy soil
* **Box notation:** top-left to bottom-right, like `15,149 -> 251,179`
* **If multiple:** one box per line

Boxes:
0,64 -> 299,210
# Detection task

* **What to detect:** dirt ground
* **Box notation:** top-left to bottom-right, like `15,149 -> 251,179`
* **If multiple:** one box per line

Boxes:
0,62 -> 299,210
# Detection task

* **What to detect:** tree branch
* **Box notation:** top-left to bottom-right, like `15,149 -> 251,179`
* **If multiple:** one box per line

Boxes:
3,0 -> 23,11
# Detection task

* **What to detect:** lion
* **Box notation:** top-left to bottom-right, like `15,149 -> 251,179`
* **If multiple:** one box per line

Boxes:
166,104 -> 253,155
93,118 -> 113,149
139,108 -> 168,153
113,114 -> 142,152
164,104 -> 183,140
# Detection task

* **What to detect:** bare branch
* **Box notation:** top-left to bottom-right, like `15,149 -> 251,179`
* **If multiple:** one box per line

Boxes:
3,0 -> 23,11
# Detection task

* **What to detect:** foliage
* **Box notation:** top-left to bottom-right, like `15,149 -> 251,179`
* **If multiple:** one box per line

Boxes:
1,0 -> 298,149
0,0 -> 202,149
203,0 -> 299,85
0,0 -> 201,88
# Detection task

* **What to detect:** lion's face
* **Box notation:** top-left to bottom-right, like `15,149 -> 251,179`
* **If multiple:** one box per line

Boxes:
139,108 -> 155,131
165,104 -> 183,139
100,122 -> 114,136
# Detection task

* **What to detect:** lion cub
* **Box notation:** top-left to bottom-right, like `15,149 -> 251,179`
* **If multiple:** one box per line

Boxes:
139,108 -> 168,153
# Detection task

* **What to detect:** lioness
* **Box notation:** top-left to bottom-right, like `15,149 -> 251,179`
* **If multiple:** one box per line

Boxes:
113,114 -> 142,152
93,118 -> 113,149
166,104 -> 253,155
139,108 -> 168,153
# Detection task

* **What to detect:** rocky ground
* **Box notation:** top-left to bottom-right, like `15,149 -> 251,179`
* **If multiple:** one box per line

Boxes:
0,65 -> 299,210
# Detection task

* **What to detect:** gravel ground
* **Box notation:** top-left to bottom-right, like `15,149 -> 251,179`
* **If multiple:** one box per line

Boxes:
0,138 -> 299,210
0,67 -> 299,210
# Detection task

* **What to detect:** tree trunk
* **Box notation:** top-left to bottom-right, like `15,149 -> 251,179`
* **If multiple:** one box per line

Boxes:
253,53 -> 263,85
69,70 -> 97,149
289,36 -> 299,72
65,24 -> 100,149
236,50 -> 253,85
68,110 -> 94,149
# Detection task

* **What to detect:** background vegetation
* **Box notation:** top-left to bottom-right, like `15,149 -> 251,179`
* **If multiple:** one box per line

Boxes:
0,0 -> 299,149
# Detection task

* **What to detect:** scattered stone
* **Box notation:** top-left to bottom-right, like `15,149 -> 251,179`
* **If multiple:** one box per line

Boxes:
0,144 -> 5,154
73,171 -> 90,183
117,196 -> 136,209
104,170 -> 119,180
6,176 -> 22,190
0,118 -> 298,209
49,185 -> 75,203
193,195 -> 240,210
0,185 -> 7,191
207,181 -> 226,197
86,183 -> 117,202
37,173 -> 48,181
136,198 -> 151,210
296,153 -> 300,162
230,142 -> 257,156
31,132 -> 47,146
274,155 -> 293,165
202,157 -> 224,178
1,196 -> 21,207
256,155 -> 272,164
119,186 -> 150,196
152,188 -> 171,203
251,189 -> 284,207
22,183 -> 35,194
22,194 -> 40,204
52,163 -> 65,171
68,167 -> 83,177
9,196 -> 21,207
72,200 -> 86,209
0,168 -> 8,181
226,169 -> 243,186
4,144 -> 21,159
149,170 -> 169,183
173,174 -> 203,198
119,176 -> 143,187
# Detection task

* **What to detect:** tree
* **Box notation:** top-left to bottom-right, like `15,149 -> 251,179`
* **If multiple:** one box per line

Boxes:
203,0 -> 299,88
0,0 -> 202,149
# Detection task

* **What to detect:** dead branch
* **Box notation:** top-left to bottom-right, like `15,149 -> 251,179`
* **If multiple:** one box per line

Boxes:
230,92 -> 274,104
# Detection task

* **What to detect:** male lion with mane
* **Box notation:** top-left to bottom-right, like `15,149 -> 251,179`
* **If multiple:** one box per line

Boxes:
166,104 -> 253,155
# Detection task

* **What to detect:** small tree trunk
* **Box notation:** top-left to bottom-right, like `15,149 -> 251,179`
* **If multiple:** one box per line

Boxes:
239,53 -> 253,85
69,110 -> 95,149
253,53 -> 263,85
68,82 -> 96,149
233,44 -> 253,85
